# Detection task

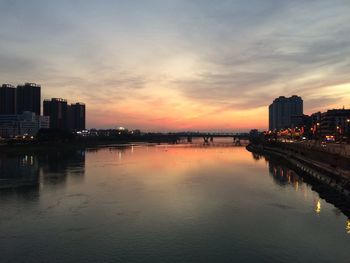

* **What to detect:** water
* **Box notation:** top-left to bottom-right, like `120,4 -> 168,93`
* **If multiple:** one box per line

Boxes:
0,144 -> 349,263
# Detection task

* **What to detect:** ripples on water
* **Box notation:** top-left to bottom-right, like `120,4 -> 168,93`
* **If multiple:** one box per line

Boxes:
0,142 -> 349,263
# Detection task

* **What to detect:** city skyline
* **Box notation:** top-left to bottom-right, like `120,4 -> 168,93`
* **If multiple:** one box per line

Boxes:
0,83 -> 86,137
1,1 -> 350,130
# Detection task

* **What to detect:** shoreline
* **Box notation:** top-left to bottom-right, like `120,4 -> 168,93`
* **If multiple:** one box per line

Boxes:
0,136 -> 180,154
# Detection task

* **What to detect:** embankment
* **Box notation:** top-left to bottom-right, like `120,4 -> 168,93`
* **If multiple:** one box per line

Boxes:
247,142 -> 350,216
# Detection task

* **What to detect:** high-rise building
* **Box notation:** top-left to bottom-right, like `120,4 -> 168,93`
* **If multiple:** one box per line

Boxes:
68,103 -> 86,131
0,84 -> 16,114
269,95 -> 303,130
43,98 -> 68,130
17,83 -> 41,115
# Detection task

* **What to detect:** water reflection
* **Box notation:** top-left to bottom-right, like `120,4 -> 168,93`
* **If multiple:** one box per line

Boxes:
38,149 -> 85,187
251,152 -> 263,161
0,149 -> 85,191
315,200 -> 321,215
346,220 -> 350,234
0,145 -> 349,263
250,150 -> 350,219
268,160 -> 303,189
0,153 -> 39,189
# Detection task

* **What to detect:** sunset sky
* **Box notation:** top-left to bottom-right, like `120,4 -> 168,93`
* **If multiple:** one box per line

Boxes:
0,0 -> 350,131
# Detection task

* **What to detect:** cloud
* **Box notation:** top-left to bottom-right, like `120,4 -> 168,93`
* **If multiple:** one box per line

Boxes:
305,97 -> 342,112
173,0 -> 350,113
0,0 -> 349,129
174,72 -> 276,109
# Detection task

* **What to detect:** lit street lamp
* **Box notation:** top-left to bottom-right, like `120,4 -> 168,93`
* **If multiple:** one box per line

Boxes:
315,122 -> 320,142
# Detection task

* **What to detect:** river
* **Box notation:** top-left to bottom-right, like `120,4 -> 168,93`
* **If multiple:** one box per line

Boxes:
0,143 -> 349,262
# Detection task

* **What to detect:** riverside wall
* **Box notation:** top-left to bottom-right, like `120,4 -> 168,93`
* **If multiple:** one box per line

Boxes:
247,142 -> 350,216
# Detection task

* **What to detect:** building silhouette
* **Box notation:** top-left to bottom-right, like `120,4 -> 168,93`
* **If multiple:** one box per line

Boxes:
44,99 -> 86,131
44,98 -> 68,130
17,83 -> 41,115
0,82 -> 87,136
0,111 -> 49,138
269,95 -> 303,130
0,84 -> 17,114
68,103 -> 86,131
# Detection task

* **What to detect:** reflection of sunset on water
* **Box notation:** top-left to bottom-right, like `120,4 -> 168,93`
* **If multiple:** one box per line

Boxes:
87,144 -> 262,178
85,145 -> 350,231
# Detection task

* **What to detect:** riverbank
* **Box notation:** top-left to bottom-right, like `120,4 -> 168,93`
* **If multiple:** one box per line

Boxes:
247,142 -> 350,216
0,135 -> 181,154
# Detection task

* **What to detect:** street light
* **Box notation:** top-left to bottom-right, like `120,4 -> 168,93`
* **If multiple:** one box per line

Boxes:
315,122 -> 320,142
347,119 -> 350,143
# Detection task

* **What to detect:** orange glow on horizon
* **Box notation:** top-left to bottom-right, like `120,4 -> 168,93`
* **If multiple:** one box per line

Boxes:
84,93 -> 268,131
87,108 -> 268,131
60,79 -> 350,131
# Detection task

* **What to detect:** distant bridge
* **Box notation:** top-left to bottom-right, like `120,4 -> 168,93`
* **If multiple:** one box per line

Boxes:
168,132 -> 250,145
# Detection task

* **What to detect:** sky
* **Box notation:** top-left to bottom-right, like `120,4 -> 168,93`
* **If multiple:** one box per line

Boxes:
0,0 -> 350,131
